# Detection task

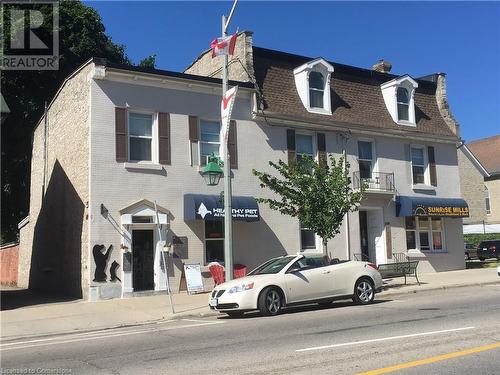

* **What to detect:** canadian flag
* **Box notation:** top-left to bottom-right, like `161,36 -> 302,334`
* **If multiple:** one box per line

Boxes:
219,86 -> 239,162
210,33 -> 237,58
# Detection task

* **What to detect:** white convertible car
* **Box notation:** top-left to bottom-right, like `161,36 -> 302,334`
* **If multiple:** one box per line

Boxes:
209,254 -> 383,317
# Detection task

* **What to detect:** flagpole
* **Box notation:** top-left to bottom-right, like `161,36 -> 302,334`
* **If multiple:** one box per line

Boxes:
222,13 -> 233,282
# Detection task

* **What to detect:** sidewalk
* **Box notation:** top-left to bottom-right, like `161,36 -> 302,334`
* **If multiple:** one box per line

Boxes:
1,267 -> 498,340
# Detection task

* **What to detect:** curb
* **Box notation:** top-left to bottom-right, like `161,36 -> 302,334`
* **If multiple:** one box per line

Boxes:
0,318 -> 171,343
379,280 -> 500,299
0,308 -> 219,343
2,281 -> 498,342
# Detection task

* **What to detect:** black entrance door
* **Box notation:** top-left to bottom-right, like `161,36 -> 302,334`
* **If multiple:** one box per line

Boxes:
132,230 -> 154,291
359,211 -> 369,261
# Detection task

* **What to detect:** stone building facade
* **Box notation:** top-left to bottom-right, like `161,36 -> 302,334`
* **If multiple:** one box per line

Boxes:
466,135 -> 500,225
18,64 -> 91,298
458,145 -> 488,225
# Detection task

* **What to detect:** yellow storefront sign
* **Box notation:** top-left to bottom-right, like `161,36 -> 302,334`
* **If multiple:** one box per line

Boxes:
418,206 -> 469,217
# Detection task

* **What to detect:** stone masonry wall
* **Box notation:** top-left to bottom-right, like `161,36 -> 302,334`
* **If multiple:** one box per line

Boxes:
184,31 -> 255,83
436,74 -> 460,137
18,64 -> 91,298
458,147 -> 486,224
485,178 -> 500,224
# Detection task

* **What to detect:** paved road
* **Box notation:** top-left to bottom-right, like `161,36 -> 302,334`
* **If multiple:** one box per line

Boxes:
2,285 -> 500,374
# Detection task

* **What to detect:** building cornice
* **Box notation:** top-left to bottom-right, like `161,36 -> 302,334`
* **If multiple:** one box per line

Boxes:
253,111 -> 460,144
99,67 -> 253,98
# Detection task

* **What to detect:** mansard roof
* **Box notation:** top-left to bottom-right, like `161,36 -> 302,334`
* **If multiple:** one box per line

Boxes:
252,47 -> 456,138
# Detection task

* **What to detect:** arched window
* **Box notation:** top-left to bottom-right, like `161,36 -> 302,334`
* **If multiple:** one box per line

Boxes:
484,185 -> 491,214
397,87 -> 410,121
309,71 -> 324,109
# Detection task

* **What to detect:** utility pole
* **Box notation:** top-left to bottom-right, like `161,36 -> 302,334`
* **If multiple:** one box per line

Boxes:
221,0 -> 238,282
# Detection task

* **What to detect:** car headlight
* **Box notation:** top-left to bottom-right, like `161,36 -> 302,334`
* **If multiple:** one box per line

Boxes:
228,282 -> 254,294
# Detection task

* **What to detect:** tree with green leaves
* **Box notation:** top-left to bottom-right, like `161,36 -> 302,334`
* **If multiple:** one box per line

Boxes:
252,155 -> 365,255
1,1 -> 153,243
138,54 -> 157,69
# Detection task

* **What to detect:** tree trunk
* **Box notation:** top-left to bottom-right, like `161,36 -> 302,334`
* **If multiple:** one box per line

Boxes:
322,238 -> 328,256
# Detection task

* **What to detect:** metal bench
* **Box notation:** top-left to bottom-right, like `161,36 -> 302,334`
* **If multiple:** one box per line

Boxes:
378,260 -> 420,285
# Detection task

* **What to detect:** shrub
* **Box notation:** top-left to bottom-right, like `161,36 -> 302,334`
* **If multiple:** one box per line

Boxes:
464,233 -> 500,246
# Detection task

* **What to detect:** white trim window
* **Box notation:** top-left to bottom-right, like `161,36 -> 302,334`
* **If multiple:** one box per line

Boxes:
296,133 -> 315,170
199,119 -> 221,166
405,216 -> 445,252
309,71 -> 325,109
484,185 -> 491,215
300,222 -> 316,251
293,58 -> 334,115
358,141 -> 374,179
380,75 -> 418,126
129,112 -> 155,162
411,146 -> 426,184
397,87 -> 410,122
205,220 -> 224,264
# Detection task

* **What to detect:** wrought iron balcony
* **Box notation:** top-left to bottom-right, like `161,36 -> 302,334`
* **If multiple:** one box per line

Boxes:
353,171 -> 395,193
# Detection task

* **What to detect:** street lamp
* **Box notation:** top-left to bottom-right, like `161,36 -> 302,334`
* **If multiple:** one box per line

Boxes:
202,154 -> 223,186
201,0 -> 239,282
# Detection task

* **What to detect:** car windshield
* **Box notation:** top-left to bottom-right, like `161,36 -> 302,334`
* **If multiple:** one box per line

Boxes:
248,256 -> 296,275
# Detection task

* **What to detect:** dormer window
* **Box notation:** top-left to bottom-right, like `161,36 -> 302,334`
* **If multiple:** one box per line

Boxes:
309,71 -> 324,108
293,58 -> 334,115
380,75 -> 418,126
397,87 -> 410,121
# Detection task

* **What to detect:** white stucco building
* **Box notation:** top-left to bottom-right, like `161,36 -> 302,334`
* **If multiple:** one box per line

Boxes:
19,32 -> 468,300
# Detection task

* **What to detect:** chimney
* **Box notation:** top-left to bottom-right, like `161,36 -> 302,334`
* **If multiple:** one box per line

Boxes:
372,59 -> 392,73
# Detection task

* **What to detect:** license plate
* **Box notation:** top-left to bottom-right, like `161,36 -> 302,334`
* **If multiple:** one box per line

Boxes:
209,298 -> 218,307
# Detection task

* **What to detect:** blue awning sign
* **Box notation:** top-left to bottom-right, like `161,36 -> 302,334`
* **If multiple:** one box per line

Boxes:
396,196 -> 469,218
185,194 -> 260,222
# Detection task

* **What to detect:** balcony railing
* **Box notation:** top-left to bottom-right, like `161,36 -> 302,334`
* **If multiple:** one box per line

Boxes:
353,171 -> 395,193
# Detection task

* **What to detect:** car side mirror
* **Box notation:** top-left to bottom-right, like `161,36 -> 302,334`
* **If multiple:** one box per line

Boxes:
288,267 -> 302,274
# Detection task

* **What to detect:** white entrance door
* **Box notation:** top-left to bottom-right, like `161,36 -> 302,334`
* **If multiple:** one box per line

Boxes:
367,209 -> 386,265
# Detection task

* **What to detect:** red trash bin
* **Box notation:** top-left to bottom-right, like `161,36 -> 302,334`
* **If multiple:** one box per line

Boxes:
233,264 -> 247,279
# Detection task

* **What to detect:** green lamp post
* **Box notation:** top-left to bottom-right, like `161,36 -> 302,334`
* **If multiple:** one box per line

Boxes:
202,154 -> 223,186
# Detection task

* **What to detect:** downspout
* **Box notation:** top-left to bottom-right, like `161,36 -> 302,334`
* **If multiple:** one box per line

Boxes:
344,148 -> 351,261
341,132 -> 352,260
42,101 -> 48,197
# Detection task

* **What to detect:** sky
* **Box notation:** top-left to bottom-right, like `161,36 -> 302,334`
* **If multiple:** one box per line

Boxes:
85,1 -> 500,142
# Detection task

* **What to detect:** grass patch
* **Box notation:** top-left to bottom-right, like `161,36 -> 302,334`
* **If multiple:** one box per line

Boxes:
466,260 -> 500,269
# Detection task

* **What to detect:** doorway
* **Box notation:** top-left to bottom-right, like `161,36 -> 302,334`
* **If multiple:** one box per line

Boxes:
359,211 -> 369,261
132,230 -> 154,291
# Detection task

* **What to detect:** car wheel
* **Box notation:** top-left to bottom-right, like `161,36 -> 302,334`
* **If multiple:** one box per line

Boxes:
258,287 -> 282,316
353,278 -> 375,305
226,311 -> 244,318
465,253 -> 470,260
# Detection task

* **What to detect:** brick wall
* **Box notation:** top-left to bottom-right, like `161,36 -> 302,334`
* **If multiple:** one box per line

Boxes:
1,243 -> 19,286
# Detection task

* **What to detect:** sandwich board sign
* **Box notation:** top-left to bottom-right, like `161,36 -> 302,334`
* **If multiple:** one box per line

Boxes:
184,263 -> 204,294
